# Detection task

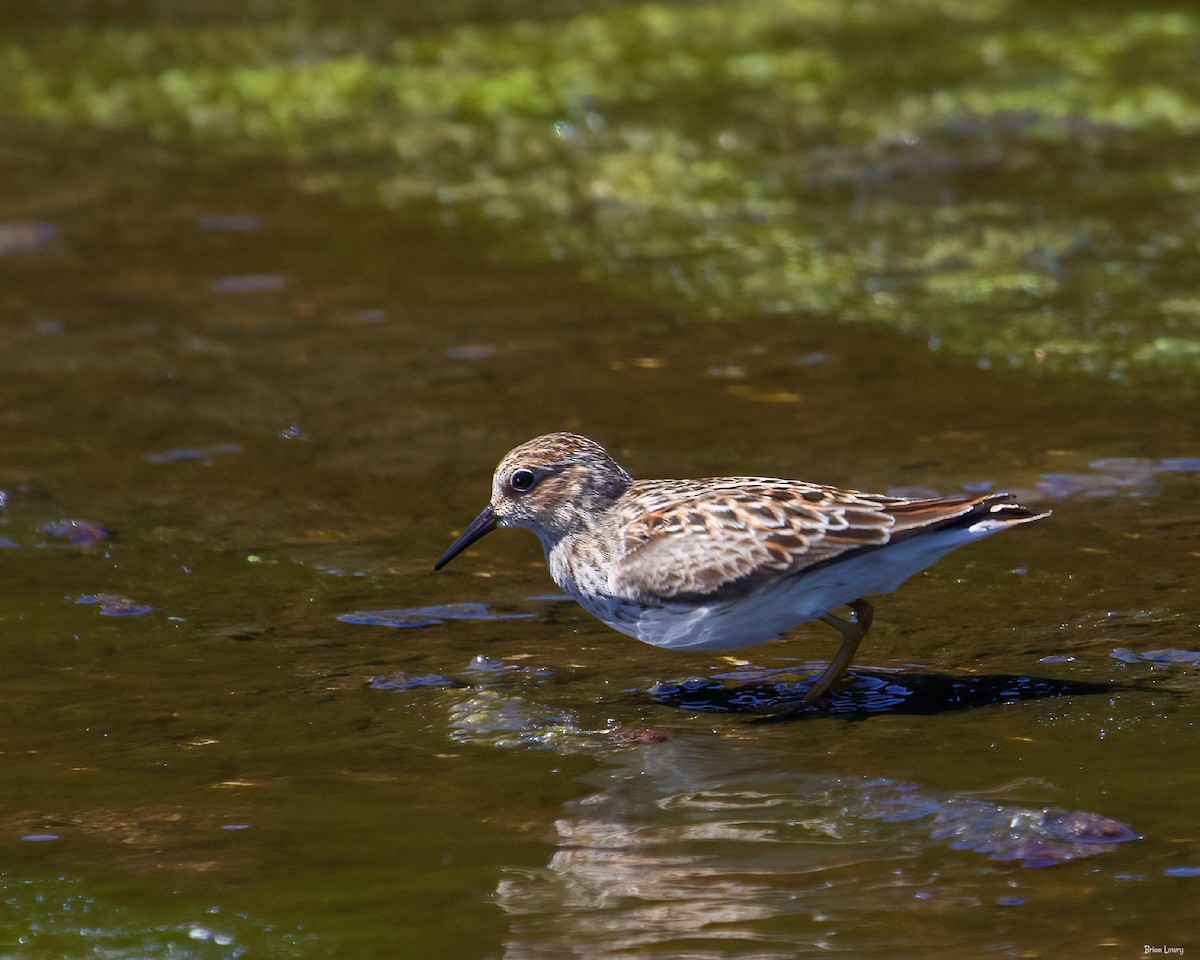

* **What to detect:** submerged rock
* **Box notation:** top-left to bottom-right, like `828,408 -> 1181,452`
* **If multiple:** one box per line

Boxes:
873,793 -> 1139,868
39,519 -> 111,545
196,213 -> 261,231
210,273 -> 288,294
1111,648 -> 1200,666
338,603 -> 535,629
75,594 -> 154,617
1035,457 -> 1200,500
145,444 -> 242,465
0,221 -> 58,255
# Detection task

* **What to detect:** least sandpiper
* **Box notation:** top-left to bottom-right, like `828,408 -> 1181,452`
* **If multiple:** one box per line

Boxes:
434,433 -> 1048,701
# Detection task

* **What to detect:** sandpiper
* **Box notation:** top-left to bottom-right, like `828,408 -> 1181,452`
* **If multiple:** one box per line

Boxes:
434,433 -> 1048,701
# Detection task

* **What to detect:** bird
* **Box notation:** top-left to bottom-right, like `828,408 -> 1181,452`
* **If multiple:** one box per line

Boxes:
434,433 -> 1048,701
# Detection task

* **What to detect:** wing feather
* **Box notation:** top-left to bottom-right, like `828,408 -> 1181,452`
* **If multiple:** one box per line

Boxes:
608,479 -> 897,602
606,480 -> 1022,603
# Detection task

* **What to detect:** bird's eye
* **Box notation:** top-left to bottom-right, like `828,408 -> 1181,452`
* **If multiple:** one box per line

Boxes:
509,468 -> 538,492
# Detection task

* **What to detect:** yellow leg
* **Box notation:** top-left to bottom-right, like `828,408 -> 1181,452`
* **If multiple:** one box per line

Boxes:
804,599 -> 874,701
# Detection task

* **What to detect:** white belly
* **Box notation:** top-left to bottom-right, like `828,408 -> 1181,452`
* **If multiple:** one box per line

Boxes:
576,520 -> 1015,652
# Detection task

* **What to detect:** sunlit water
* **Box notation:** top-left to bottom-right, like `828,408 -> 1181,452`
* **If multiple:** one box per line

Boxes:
2,30 -> 1199,960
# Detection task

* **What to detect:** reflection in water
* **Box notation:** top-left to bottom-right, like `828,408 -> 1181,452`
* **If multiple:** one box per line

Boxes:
403,668 -> 1142,957
648,666 -> 1127,720
489,736 -> 1136,958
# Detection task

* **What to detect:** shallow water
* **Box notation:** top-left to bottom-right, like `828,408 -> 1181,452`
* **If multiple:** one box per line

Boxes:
1,15 -> 1199,958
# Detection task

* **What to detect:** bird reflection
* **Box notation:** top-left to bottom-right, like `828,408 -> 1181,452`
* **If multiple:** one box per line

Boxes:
373,655 -> 1142,957
646,667 -> 1128,721
493,735 -> 1137,958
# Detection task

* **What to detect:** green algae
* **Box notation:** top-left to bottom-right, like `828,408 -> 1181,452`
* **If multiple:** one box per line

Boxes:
2,0 -> 1199,384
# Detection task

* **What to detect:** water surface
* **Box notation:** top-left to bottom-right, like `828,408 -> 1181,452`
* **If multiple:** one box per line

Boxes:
1,5 -> 1199,956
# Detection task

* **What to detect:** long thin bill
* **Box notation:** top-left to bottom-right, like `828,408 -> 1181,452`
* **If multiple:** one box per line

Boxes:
433,505 -> 497,570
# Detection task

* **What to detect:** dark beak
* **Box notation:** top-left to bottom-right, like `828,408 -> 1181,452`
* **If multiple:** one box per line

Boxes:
433,505 -> 497,570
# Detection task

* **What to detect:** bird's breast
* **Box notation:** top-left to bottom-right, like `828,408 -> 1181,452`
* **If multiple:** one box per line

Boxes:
546,532 -> 613,600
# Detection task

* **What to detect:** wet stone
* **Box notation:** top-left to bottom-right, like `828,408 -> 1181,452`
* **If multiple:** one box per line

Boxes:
610,727 -> 671,744
445,344 -> 494,360
75,594 -> 155,617
369,656 -> 556,697
39,519 -> 111,545
337,610 -> 446,629
196,214 -> 261,231
444,689 -> 596,752
369,673 -> 462,691
337,603 -> 535,629
464,654 -> 519,675
0,221 -> 58,255
1045,810 -> 1141,844
145,444 -> 243,465
865,788 -> 1140,868
33,315 -> 63,334
1111,648 -> 1200,666
1036,457 -> 1200,500
210,274 -> 288,294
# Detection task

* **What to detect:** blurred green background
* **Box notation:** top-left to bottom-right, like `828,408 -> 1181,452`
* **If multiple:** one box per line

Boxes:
5,0 -> 1200,386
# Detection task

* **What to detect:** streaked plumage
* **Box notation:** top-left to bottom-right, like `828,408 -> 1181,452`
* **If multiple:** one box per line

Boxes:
435,433 -> 1048,700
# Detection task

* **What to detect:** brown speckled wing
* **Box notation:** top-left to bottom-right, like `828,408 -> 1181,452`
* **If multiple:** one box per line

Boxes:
608,478 -> 912,602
